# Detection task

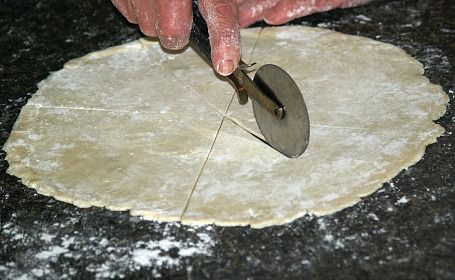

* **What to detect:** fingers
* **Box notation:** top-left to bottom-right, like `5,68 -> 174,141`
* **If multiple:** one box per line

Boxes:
262,0 -> 370,25
199,0 -> 241,76
112,0 -> 138,23
112,0 -> 241,72
113,0 -> 192,50
238,0 -> 280,27
155,0 -> 192,50
131,0 -> 156,37
262,0 -> 332,25
263,0 -> 309,25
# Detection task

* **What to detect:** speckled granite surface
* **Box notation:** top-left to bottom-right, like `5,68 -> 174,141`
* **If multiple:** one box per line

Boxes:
0,0 -> 454,279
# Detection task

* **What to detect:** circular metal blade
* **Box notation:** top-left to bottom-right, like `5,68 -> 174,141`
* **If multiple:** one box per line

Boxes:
252,64 -> 310,158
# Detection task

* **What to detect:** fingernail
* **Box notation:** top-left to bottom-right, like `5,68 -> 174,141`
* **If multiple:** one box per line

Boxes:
216,59 -> 235,76
160,36 -> 188,50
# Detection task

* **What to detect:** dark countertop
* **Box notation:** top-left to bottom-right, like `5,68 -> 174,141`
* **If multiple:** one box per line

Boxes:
0,0 -> 454,279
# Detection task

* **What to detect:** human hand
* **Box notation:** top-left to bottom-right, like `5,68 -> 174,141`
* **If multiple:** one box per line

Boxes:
237,0 -> 372,27
111,0 -> 240,76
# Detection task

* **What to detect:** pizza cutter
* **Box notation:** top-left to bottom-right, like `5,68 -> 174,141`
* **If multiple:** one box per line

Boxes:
189,0 -> 310,158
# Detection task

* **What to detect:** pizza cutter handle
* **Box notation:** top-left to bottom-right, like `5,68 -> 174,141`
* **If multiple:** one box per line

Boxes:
189,0 -> 212,64
189,0 -> 284,120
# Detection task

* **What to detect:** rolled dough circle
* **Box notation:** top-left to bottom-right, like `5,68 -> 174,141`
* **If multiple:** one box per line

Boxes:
4,26 -> 448,228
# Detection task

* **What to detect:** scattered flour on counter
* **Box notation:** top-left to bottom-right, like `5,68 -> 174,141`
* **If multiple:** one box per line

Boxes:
355,14 -> 372,22
396,196 -> 409,204
86,226 -> 215,279
367,213 -> 380,221
1,216 -> 215,279
35,246 -> 69,260
323,234 -> 334,242
40,233 -> 55,242
130,232 -> 214,271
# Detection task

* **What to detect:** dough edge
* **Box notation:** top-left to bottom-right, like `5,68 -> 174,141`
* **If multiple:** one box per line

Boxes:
3,26 -> 449,228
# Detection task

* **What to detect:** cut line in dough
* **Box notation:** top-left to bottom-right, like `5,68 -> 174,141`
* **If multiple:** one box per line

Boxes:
4,26 -> 448,228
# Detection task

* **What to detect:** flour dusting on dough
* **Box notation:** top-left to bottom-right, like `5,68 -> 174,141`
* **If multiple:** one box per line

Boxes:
3,26 -> 448,228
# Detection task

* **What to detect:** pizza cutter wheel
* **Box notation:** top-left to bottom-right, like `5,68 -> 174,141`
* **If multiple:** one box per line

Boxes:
189,0 -> 310,158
